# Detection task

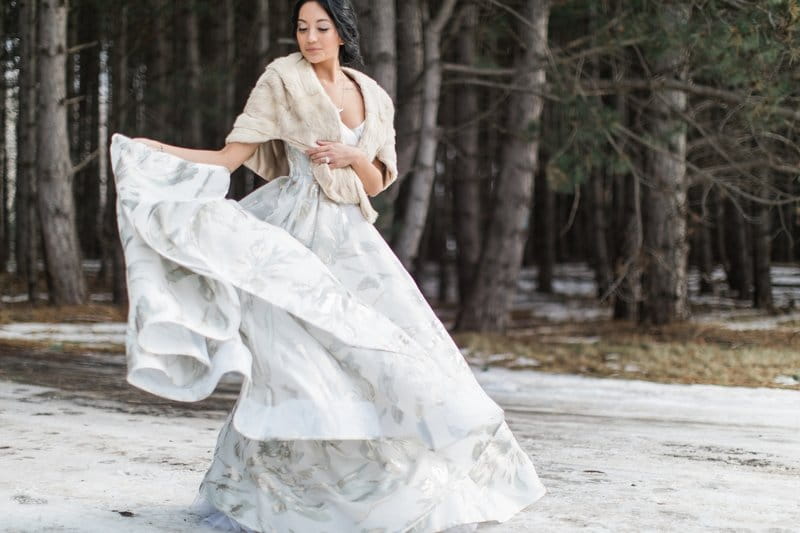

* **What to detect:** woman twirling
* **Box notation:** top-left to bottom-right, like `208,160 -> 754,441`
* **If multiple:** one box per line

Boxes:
110,1 -> 546,531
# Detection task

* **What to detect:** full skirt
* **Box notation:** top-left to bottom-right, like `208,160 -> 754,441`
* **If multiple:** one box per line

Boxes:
110,133 -> 546,533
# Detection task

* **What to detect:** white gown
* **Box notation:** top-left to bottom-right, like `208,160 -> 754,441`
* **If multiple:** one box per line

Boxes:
110,119 -> 546,533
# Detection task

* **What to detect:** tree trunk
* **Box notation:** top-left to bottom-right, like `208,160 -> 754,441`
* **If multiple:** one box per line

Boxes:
714,186 -> 730,289
612,174 -> 643,320
67,5 -> 78,169
451,3 -> 482,304
154,0 -> 171,141
640,5 -> 690,324
722,196 -> 752,300
224,0 -> 246,200
610,58 -> 642,320
457,0 -> 550,332
536,168 -> 555,293
697,217 -> 715,295
393,0 -> 458,269
391,0 -> 424,198
363,0 -> 396,100
16,0 -> 39,298
269,0 -> 290,57
104,1 -> 129,304
0,0 -> 7,270
752,183 -> 772,309
695,184 -> 715,294
36,0 -> 86,305
587,174 -> 612,297
75,0 -> 100,258
428,179 -> 451,305
255,0 -> 270,65
375,0 -> 423,240
185,0 -> 203,148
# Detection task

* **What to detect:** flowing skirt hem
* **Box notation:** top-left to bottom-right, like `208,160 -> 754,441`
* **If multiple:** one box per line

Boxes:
190,485 -> 546,533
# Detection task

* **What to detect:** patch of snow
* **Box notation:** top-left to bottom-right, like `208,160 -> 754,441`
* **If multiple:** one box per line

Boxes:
514,300 -> 610,321
0,292 -> 49,303
551,279 -> 596,297
476,366 -> 800,429
0,292 -> 111,303
487,352 -> 514,363
550,336 -> 600,345
698,311 -> 800,331
0,322 -> 127,345
773,375 -> 800,386
510,356 -> 541,368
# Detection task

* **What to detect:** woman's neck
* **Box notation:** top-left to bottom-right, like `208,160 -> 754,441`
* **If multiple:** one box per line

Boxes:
312,58 -> 342,84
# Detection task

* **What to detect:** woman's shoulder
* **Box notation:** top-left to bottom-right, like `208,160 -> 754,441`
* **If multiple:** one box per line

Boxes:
263,52 -> 305,74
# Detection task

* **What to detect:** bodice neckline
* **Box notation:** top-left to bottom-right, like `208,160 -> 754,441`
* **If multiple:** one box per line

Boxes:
341,117 -> 366,132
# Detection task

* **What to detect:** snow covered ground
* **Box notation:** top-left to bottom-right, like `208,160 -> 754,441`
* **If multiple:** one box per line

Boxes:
1,368 -> 798,532
1,262 -> 799,530
0,322 -> 126,345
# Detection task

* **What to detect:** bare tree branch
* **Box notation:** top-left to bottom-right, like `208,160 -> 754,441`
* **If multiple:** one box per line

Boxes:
69,149 -> 99,176
66,40 -> 98,55
430,0 -> 458,34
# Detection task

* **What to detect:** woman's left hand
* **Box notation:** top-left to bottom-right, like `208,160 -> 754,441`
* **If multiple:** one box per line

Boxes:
306,141 -> 363,170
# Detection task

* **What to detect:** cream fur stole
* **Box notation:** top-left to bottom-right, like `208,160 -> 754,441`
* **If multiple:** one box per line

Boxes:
225,52 -> 398,224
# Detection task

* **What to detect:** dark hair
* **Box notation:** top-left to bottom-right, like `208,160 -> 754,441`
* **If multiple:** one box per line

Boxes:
292,0 -> 364,68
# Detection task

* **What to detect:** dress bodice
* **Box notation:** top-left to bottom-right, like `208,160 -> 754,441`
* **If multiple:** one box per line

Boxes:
285,119 -> 366,179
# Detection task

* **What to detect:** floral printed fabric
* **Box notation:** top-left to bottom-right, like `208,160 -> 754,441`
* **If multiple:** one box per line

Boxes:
110,128 -> 545,532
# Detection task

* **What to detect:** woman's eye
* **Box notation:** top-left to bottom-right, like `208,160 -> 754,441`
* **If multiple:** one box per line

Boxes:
319,27 -> 330,32
298,27 -> 308,32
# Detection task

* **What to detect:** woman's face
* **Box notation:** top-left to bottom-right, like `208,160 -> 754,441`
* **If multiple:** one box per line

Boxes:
296,1 -> 343,65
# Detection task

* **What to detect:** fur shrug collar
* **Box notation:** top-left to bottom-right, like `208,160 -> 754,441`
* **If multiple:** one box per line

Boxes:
225,52 -> 397,223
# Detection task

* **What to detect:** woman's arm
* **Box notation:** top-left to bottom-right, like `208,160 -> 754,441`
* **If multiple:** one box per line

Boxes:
305,141 -> 385,196
350,155 -> 386,197
132,138 -> 258,173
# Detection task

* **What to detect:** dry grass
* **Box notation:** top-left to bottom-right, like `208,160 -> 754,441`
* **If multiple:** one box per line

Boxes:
0,271 -> 126,324
453,320 -> 800,389
0,304 -> 127,324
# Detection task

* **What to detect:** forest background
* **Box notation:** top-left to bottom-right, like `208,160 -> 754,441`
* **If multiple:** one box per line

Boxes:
2,0 -> 800,390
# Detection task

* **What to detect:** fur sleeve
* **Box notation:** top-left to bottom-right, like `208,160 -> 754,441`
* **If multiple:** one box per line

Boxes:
374,95 -> 399,193
224,67 -> 289,181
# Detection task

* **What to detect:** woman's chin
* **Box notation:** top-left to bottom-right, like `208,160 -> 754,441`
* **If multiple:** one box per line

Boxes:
302,51 -> 332,64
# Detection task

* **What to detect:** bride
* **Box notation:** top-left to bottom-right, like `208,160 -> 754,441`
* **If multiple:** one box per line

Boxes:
112,1 -> 546,531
